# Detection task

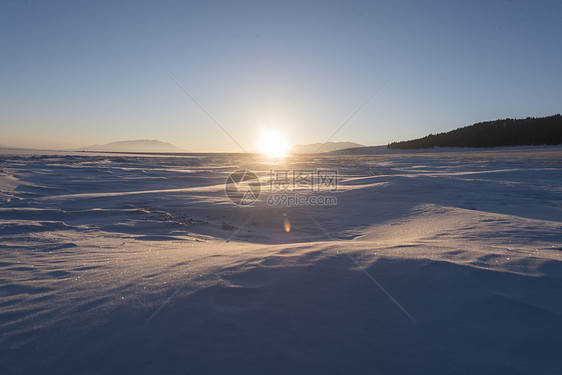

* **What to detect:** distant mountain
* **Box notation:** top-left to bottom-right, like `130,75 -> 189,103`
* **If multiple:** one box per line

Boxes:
328,145 -> 394,155
78,140 -> 185,153
389,115 -> 562,149
291,141 -> 364,154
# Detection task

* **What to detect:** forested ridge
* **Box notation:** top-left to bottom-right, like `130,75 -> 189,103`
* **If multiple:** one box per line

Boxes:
388,115 -> 562,149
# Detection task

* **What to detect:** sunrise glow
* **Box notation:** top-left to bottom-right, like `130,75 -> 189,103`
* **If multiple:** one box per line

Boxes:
258,130 -> 290,158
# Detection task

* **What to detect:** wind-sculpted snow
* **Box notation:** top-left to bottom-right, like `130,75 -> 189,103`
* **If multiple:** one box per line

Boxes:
0,148 -> 561,374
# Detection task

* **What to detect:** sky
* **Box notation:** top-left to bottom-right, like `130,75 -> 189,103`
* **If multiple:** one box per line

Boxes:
1,0 -> 561,152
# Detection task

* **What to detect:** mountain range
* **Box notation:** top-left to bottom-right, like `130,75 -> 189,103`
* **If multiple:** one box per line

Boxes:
77,140 -> 185,153
291,141 -> 364,154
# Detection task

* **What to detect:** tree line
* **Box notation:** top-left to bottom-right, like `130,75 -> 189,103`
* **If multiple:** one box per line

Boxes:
388,114 -> 562,149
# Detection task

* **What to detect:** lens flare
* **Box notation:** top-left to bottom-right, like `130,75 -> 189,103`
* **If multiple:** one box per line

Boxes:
283,218 -> 291,233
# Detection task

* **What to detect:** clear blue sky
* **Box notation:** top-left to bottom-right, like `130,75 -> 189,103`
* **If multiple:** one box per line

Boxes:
1,0 -> 561,151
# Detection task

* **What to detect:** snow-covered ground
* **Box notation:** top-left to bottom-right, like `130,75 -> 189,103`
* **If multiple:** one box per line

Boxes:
1,148 -> 561,374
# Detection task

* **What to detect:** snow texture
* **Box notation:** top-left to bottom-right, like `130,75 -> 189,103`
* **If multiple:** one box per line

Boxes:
1,147 -> 561,374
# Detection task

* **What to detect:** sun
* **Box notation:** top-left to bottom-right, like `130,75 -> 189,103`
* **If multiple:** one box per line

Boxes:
258,130 -> 290,158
